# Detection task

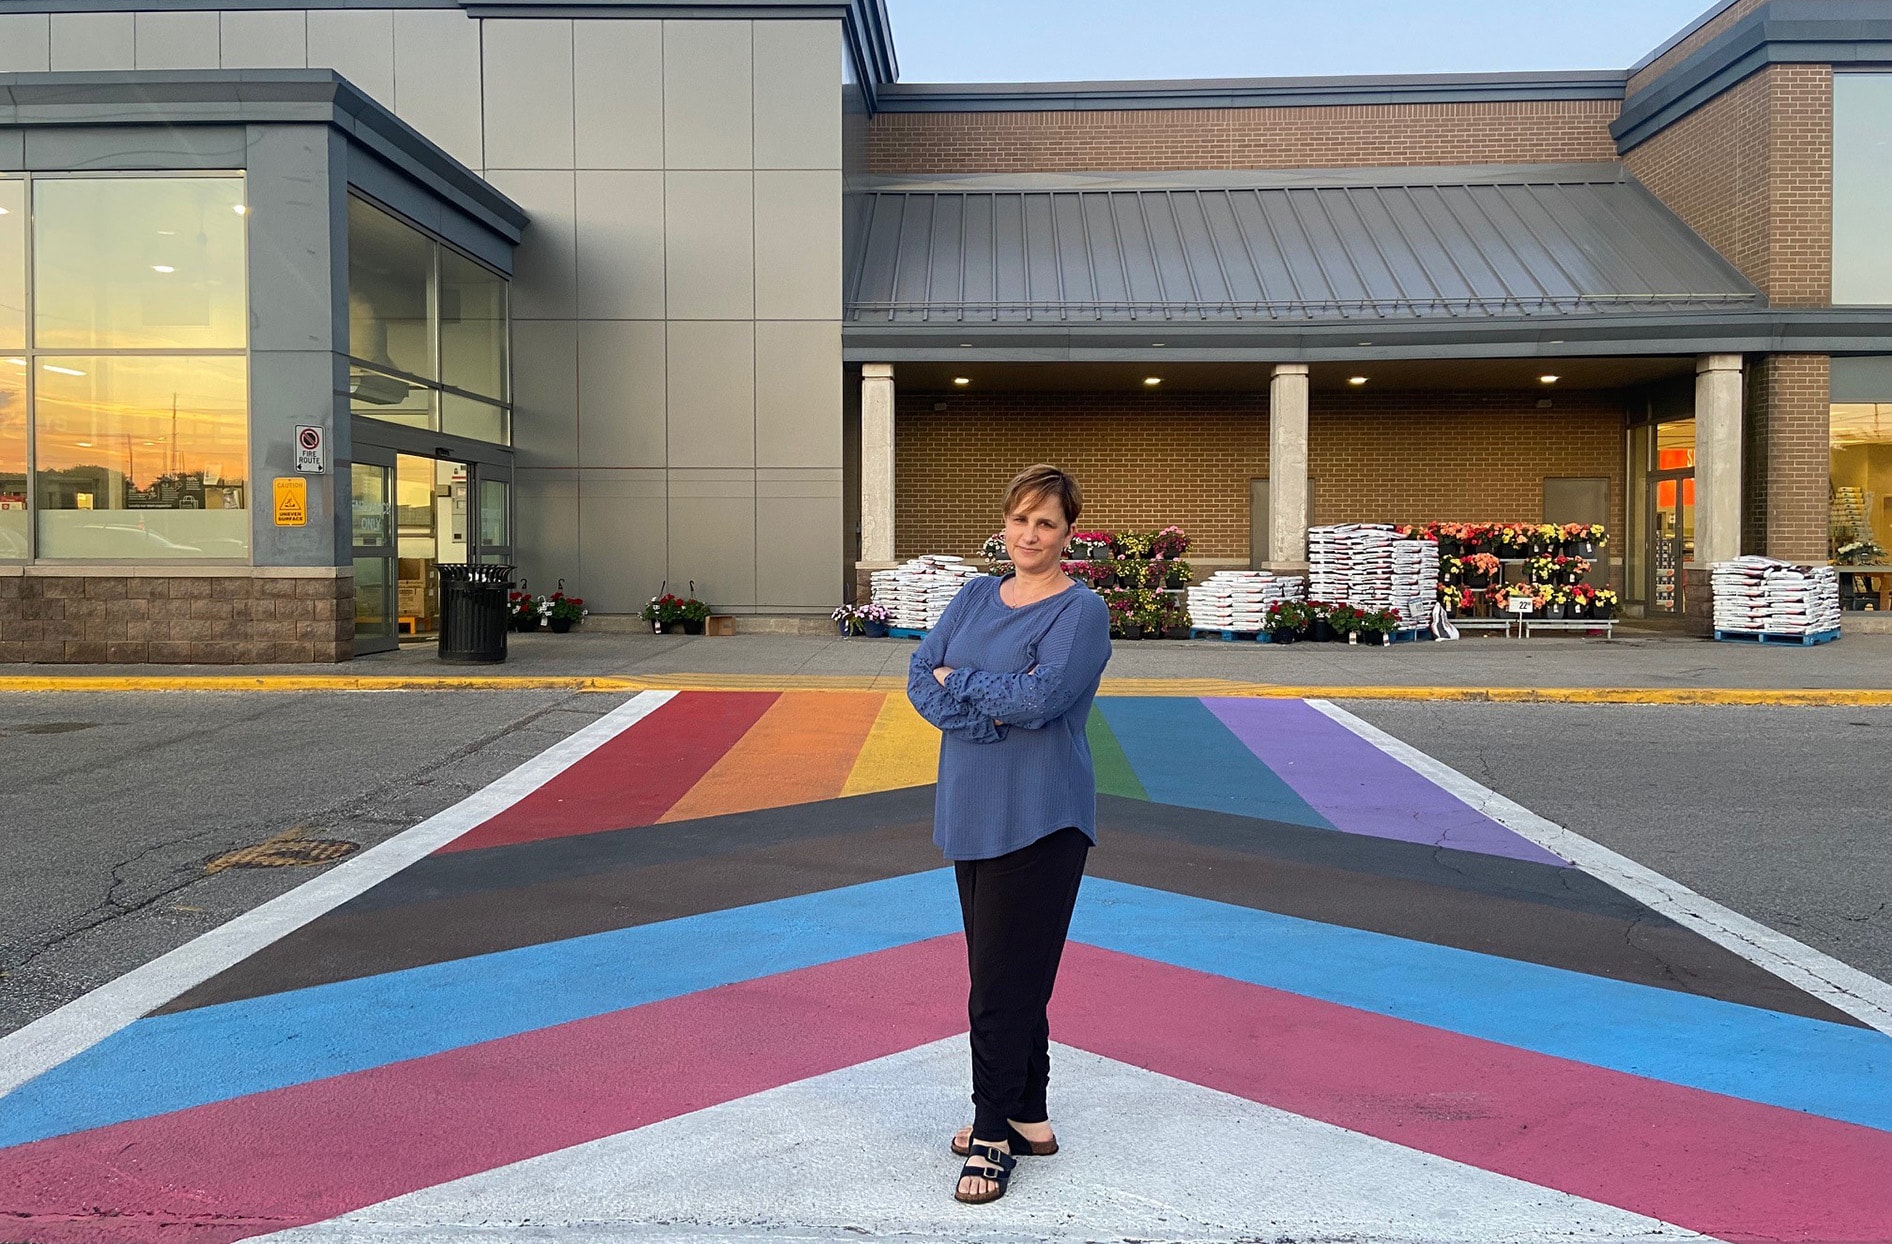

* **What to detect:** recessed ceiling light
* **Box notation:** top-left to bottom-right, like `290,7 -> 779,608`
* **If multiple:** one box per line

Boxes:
151,265 -> 175,274
75,441 -> 93,448
1348,376 -> 1368,386
1143,377 -> 1162,386
1539,374 -> 1560,384
43,364 -> 86,376
1152,342 -> 1166,347
1357,341 -> 1373,346
953,377 -> 971,386
959,342 -> 972,348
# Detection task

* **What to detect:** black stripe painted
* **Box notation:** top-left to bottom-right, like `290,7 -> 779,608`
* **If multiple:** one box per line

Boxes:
155,791 -> 1858,1027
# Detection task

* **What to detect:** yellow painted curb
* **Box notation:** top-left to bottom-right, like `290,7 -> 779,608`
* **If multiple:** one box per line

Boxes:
2,672 -> 1892,706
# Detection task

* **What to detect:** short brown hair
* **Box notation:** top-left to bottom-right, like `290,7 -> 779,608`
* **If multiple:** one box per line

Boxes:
1003,464 -> 1083,526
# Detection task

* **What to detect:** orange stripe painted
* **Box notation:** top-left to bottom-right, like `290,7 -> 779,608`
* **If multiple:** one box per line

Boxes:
657,691 -> 887,822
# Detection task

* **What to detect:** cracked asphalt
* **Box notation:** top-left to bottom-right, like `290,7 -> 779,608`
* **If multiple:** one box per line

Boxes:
1,690 -> 1886,1038
0,690 -> 634,1036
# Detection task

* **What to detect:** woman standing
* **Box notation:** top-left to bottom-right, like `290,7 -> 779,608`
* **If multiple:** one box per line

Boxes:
906,464 -> 1113,1205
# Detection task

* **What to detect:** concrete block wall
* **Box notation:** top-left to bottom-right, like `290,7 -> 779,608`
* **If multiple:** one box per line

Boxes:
866,100 -> 1620,174
891,389 -> 1625,564
0,569 -> 351,664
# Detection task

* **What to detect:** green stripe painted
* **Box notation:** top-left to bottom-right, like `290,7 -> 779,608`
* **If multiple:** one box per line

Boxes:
1088,707 -> 1149,800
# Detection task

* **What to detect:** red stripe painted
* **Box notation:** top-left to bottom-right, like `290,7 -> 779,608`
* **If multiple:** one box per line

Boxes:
439,691 -> 778,853
5,941 -> 1887,1244
0,938 -> 967,1244
1053,943 -> 1892,1244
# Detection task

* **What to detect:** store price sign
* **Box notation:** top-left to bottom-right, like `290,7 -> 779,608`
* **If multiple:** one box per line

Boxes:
1506,596 -> 1535,614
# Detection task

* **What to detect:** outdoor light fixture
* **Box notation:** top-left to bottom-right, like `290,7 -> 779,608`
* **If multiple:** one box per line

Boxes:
953,377 -> 971,385
1349,376 -> 1368,386
1144,377 -> 1162,386
151,265 -> 175,274
1539,374 -> 1560,384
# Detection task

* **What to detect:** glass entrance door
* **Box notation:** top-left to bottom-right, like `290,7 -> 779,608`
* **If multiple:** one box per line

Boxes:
351,453 -> 397,655
1649,469 -> 1696,613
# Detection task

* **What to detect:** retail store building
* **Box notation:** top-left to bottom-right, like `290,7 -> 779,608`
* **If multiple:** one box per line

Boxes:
1,0 -> 1890,660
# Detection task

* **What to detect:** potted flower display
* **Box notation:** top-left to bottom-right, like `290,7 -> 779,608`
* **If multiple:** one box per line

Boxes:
1265,599 -> 1308,643
641,593 -> 684,634
832,602 -> 867,636
508,587 -> 543,631
1358,607 -> 1402,644
1592,588 -> 1619,619
1837,538 -> 1887,565
1564,523 -> 1609,558
1307,601 -> 1337,642
1327,603 -> 1365,643
1134,591 -> 1169,639
542,585 -> 588,633
1460,553 -> 1501,589
1108,594 -> 1140,640
1543,586 -> 1569,620
1150,525 -> 1190,560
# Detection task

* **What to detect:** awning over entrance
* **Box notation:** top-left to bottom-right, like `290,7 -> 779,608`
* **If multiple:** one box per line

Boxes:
845,164 -> 1759,327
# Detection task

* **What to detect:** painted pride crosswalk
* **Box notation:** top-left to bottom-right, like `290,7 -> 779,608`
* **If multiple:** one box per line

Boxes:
1,690 -> 1887,1244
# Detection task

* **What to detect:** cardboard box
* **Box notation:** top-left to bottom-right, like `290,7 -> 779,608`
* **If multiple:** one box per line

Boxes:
705,614 -> 737,637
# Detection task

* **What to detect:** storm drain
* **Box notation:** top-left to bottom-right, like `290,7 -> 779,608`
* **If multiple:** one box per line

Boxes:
206,830 -> 359,873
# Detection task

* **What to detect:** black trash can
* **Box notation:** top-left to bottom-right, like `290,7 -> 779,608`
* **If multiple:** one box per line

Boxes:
436,563 -> 515,663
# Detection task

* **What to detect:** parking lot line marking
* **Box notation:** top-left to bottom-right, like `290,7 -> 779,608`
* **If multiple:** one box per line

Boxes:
0,691 -> 677,1100
1308,698 -> 1892,1037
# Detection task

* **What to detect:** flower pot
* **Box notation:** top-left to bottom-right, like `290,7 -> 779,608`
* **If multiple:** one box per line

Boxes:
1463,573 -> 1488,590
549,618 -> 573,634
1096,571 -> 1117,589
1120,623 -> 1143,640
1568,602 -> 1588,618
662,621 -> 688,634
1577,539 -> 1598,558
1163,626 -> 1191,640
682,619 -> 706,635
1312,619 -> 1336,643
1270,629 -> 1296,645
1546,605 -> 1566,620
1596,603 -> 1615,619
863,620 -> 889,638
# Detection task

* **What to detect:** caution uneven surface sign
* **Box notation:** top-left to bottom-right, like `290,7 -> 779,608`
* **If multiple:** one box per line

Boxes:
273,477 -> 308,527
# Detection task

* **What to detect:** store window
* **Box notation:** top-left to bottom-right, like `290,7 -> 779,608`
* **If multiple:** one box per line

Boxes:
34,356 -> 248,558
18,174 -> 249,561
347,197 -> 510,443
1,180 -> 23,559
34,177 -> 247,349
1834,73 -> 1892,305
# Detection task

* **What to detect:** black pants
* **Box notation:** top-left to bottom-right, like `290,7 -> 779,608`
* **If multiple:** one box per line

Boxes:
954,827 -> 1091,1142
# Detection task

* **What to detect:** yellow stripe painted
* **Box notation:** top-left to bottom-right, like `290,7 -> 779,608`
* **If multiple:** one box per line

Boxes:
841,692 -> 940,795
3,672 -> 1892,707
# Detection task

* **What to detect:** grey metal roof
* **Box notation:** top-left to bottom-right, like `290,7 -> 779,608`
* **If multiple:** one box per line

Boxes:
844,167 -> 1761,327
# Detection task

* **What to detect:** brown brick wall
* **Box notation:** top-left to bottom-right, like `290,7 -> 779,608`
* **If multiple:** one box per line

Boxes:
1627,0 -> 1769,95
866,100 -> 1620,174
1624,63 -> 1831,303
1751,354 -> 1832,562
893,390 -> 1625,562
0,572 -> 354,664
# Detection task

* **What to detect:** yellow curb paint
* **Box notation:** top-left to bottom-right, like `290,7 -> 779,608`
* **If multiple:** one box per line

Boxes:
2,673 -> 1892,707
842,692 -> 940,796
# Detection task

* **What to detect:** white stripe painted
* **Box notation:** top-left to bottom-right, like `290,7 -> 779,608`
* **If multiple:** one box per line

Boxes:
1307,698 -> 1892,1037
0,690 -> 677,1099
259,1040 -> 1703,1244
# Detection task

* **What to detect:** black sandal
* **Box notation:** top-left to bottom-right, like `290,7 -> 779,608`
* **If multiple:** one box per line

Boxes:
952,1122 -> 1058,1157
953,1141 -> 1016,1205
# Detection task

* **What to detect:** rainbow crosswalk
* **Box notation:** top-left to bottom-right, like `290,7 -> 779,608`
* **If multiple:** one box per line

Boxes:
0,691 -> 1887,1243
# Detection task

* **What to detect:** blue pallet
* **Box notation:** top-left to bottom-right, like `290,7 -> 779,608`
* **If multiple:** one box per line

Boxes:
1189,627 -> 1267,642
1714,627 -> 1840,646
1387,626 -> 1434,645
886,626 -> 929,639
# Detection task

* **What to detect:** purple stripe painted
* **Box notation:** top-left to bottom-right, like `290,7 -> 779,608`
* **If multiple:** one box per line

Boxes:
1200,699 -> 1570,866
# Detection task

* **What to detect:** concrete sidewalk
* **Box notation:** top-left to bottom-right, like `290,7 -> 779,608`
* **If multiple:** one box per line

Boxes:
4,627 -> 1892,698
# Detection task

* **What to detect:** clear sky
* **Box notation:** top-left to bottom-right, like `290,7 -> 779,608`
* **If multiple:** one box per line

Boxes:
882,0 -> 1722,83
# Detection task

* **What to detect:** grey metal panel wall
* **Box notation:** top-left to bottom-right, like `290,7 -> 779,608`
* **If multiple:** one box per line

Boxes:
847,175 -> 1763,324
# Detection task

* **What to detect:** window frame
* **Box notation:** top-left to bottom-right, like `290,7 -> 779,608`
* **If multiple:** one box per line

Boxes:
4,170 -> 252,564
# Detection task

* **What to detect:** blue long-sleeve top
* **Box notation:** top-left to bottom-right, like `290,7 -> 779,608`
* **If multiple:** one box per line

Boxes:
906,574 -> 1113,861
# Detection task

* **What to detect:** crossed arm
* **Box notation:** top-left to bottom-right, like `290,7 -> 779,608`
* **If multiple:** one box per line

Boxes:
905,595 -> 1109,743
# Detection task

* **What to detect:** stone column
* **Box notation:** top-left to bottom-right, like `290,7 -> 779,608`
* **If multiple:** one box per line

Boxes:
860,364 -> 896,565
1694,354 -> 1745,565
1689,353 -> 1745,632
1268,363 -> 1311,566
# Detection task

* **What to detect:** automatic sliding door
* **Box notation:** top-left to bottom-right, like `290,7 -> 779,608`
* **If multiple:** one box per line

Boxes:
351,456 -> 397,654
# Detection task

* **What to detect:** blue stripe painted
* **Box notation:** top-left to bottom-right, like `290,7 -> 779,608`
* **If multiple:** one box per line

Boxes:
1096,697 -> 1335,829
0,871 -> 963,1150
1070,878 -> 1892,1131
5,872 -> 1889,1151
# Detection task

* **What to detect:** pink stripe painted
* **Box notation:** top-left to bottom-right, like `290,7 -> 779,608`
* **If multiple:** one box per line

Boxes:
1200,697 -> 1567,864
1053,943 -> 1892,1244
0,938 -> 968,1244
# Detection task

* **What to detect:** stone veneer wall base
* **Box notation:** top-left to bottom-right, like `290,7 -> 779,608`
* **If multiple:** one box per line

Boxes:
0,569 -> 354,664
